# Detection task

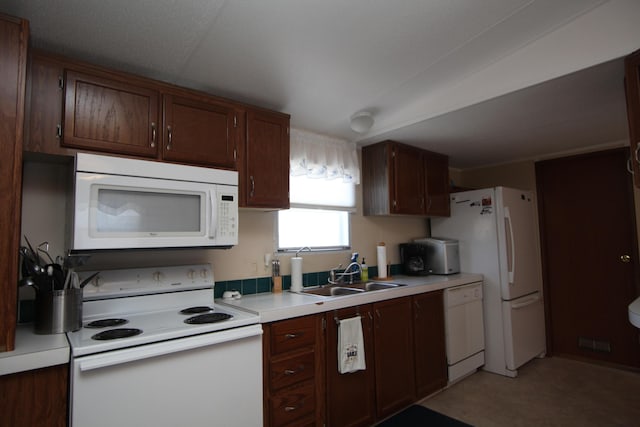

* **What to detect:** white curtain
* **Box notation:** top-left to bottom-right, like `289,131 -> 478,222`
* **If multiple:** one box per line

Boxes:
290,128 -> 360,184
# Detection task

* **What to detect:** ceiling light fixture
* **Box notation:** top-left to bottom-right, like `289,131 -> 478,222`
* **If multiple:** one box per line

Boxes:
350,111 -> 374,133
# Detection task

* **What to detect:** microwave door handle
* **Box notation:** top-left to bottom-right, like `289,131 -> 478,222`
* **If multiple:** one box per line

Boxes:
209,189 -> 217,239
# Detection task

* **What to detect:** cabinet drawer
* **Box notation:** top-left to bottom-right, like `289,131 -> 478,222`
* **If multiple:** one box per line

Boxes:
270,351 -> 315,391
269,381 -> 315,427
270,316 -> 316,355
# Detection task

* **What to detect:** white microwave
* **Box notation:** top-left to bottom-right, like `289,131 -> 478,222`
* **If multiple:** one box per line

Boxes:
71,153 -> 238,251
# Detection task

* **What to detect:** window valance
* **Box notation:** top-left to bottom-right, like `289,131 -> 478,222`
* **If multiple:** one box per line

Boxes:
290,128 -> 360,184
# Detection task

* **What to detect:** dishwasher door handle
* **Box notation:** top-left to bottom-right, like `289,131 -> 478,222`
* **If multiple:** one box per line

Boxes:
78,324 -> 263,372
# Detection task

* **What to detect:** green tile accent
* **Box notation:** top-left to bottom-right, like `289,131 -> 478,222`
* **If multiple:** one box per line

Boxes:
242,278 -> 257,294
214,265 -> 402,297
257,277 -> 271,293
226,280 -> 241,293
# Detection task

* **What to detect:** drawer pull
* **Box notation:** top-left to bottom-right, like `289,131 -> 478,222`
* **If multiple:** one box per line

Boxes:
283,363 -> 305,375
285,333 -> 301,339
284,406 -> 298,412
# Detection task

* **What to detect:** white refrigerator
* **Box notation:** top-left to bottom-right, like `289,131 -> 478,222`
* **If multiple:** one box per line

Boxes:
431,187 -> 546,377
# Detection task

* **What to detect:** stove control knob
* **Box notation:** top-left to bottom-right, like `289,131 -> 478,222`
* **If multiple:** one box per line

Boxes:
200,269 -> 209,279
152,271 -> 164,282
187,270 -> 196,280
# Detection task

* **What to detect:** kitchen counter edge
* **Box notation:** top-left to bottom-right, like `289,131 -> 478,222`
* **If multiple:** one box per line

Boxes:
0,324 -> 70,376
218,273 -> 483,323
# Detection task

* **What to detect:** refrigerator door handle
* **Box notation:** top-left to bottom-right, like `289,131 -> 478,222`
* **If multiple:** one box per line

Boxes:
511,294 -> 540,309
505,206 -> 515,285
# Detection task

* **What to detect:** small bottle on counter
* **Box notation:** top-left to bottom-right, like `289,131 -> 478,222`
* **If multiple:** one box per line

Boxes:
361,257 -> 368,282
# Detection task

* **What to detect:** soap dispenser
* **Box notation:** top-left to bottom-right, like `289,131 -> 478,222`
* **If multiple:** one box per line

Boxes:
361,257 -> 369,282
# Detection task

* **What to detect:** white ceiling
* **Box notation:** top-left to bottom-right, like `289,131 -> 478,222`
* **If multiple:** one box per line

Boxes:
3,0 -> 639,168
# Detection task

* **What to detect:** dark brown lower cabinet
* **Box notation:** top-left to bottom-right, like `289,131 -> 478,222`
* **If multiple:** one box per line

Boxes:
263,314 -> 325,427
0,364 -> 68,427
325,304 -> 376,427
413,290 -> 448,398
267,292 -> 449,426
373,297 -> 416,419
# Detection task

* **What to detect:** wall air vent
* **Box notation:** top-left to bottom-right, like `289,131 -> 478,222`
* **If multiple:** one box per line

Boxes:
578,336 -> 612,353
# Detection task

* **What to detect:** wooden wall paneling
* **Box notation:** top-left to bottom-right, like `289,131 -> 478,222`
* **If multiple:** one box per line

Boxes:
0,13 -> 29,352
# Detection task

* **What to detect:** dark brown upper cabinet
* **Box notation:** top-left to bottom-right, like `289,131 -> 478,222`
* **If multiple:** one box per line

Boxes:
241,109 -> 290,208
162,94 -> 238,169
362,140 -> 450,216
25,51 -> 292,209
423,150 -> 451,216
63,70 -> 159,158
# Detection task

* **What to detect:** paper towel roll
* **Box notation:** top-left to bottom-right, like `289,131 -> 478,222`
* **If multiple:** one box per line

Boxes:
291,257 -> 303,292
377,243 -> 387,278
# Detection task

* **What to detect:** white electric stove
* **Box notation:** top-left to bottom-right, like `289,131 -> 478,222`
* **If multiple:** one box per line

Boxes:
67,264 -> 263,427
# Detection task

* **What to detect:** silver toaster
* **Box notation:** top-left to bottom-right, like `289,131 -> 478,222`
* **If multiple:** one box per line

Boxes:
413,237 -> 460,275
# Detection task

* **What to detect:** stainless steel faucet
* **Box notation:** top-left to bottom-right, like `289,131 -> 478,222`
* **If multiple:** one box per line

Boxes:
328,261 -> 362,285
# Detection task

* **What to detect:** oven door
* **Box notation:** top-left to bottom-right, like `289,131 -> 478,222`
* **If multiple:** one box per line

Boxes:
70,325 -> 262,427
73,172 -> 238,250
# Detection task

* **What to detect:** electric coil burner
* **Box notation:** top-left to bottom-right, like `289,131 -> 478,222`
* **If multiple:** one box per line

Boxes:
180,306 -> 214,315
91,328 -> 143,340
184,312 -> 233,324
85,318 -> 129,328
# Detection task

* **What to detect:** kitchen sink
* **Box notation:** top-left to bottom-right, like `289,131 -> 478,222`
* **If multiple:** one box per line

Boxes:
299,281 -> 405,297
349,282 -> 403,291
301,286 -> 365,297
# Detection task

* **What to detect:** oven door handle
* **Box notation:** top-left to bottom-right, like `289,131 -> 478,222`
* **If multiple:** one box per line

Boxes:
78,324 -> 263,372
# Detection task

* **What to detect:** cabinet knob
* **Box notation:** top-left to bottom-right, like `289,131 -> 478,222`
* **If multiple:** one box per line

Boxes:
167,125 -> 173,150
620,254 -> 631,263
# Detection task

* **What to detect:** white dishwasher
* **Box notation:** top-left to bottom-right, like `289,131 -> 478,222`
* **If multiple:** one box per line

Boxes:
445,281 -> 485,383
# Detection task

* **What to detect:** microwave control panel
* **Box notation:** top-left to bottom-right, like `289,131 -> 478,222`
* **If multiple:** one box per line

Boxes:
216,191 -> 238,241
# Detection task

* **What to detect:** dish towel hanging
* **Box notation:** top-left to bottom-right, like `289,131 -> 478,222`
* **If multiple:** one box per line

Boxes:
338,316 -> 366,374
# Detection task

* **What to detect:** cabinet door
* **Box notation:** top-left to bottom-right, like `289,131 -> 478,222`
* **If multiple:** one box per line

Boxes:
24,53 -> 70,155
325,305 -> 376,427
424,151 -> 450,216
162,94 -> 237,168
373,297 -> 416,419
413,291 -> 447,398
0,364 -> 68,427
625,49 -> 640,188
244,109 -> 290,208
63,70 -> 159,157
391,143 -> 425,214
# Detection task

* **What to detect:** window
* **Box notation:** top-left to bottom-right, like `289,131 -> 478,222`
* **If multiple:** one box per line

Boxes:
278,129 -> 359,252
277,175 -> 355,251
278,207 -> 349,250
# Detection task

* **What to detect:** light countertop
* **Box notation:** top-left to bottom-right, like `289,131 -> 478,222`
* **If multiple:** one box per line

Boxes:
0,324 -> 70,376
218,273 -> 483,323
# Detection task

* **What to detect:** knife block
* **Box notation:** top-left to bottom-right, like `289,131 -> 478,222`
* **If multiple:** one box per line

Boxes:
272,276 -> 282,293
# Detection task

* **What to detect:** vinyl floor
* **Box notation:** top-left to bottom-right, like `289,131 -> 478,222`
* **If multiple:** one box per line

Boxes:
420,356 -> 640,427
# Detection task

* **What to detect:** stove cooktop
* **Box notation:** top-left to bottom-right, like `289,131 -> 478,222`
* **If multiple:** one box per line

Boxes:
66,265 -> 260,357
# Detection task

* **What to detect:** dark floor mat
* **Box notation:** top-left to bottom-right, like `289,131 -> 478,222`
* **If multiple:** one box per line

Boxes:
377,405 -> 473,427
